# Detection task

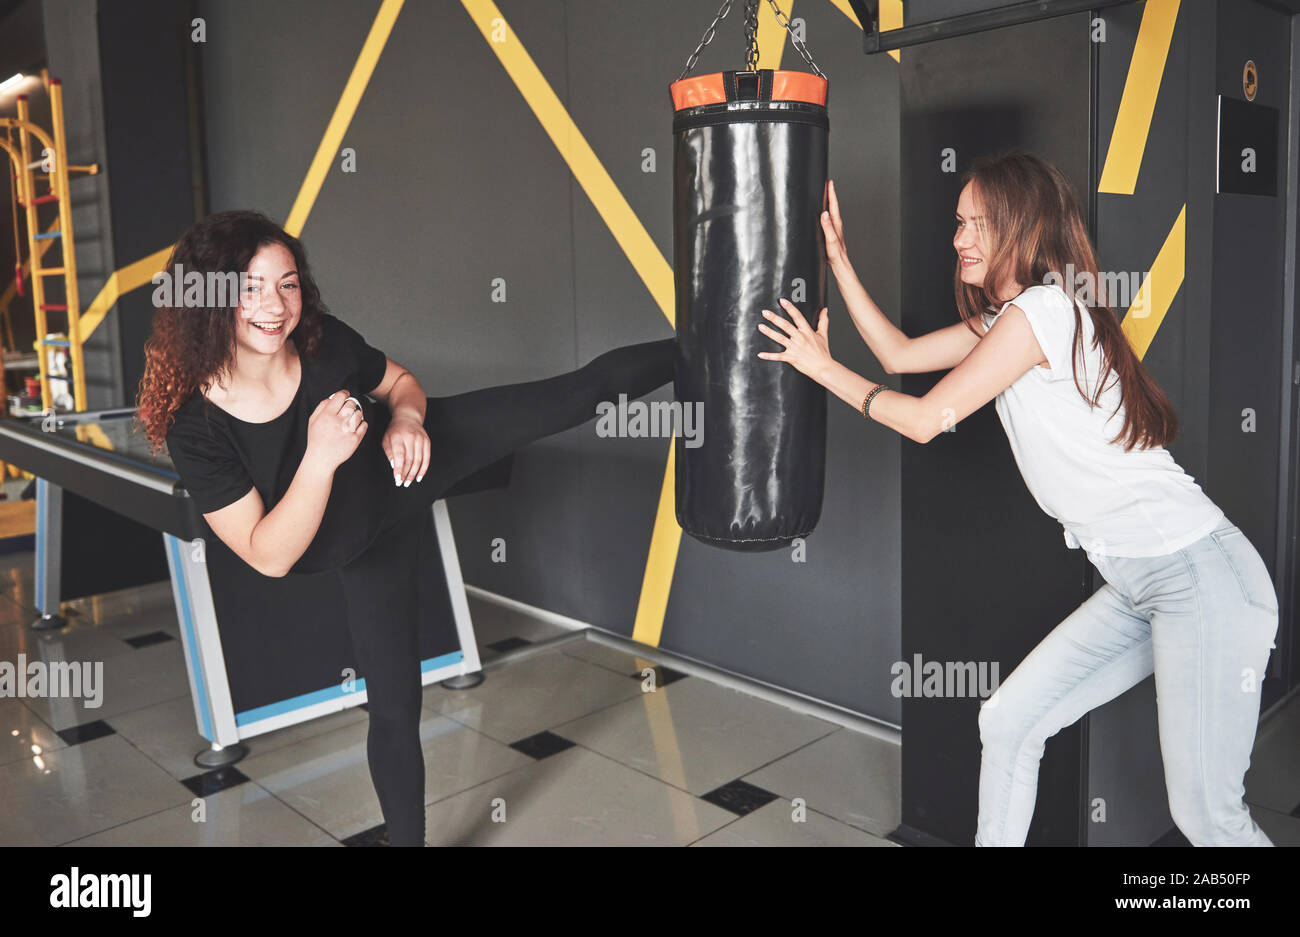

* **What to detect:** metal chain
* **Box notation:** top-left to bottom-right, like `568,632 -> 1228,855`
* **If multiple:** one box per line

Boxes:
764,0 -> 826,78
744,0 -> 760,72
676,0 -> 827,81
677,0 -> 735,82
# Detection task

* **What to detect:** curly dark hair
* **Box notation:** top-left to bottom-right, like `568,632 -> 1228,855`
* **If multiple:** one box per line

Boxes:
135,210 -> 325,449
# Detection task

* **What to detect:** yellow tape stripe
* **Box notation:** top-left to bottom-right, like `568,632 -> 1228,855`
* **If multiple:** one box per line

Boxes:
829,0 -> 863,29
460,0 -> 684,647
284,0 -> 404,236
1121,204 -> 1184,359
1098,0 -> 1180,195
460,0 -> 674,324
828,0 -> 902,62
757,0 -> 783,68
880,0 -> 903,63
79,245 -> 175,339
79,0 -> 405,339
632,439 -> 682,645
79,1 -> 403,337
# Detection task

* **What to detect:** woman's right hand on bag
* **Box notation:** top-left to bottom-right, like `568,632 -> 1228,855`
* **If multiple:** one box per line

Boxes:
305,390 -> 367,471
821,178 -> 854,278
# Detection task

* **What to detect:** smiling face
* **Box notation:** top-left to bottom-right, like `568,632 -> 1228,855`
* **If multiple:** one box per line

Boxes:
236,241 -> 302,356
953,181 -> 988,288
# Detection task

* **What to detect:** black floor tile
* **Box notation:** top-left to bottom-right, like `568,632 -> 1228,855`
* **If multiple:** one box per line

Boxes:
509,730 -> 575,760
342,824 -> 391,846
701,779 -> 778,816
1151,826 -> 1192,846
885,825 -> 952,847
181,766 -> 250,797
486,636 -> 532,653
628,664 -> 688,688
0,535 -> 34,555
123,630 -> 175,649
56,720 -> 115,746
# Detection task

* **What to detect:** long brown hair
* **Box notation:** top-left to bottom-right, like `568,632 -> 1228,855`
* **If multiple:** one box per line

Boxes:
954,152 -> 1177,451
136,211 -> 325,450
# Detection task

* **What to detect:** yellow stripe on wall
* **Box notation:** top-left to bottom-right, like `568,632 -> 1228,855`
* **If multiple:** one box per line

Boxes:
829,0 -> 903,62
460,0 -> 674,324
880,0 -> 903,63
285,0 -> 404,236
79,246 -> 175,339
829,0 -> 863,29
1121,204 -> 1185,360
460,0 -> 685,647
1097,0 -> 1180,195
632,439 -> 680,646
78,0 -> 406,340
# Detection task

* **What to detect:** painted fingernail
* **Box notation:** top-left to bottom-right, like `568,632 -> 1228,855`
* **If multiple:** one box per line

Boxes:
403,480 -> 410,487
416,476 -> 424,483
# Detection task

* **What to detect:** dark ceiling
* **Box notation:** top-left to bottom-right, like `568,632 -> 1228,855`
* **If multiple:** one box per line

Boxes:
0,0 -> 45,79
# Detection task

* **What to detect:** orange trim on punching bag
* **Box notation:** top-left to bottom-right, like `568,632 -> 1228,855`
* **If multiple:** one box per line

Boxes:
772,71 -> 828,106
670,69 -> 828,111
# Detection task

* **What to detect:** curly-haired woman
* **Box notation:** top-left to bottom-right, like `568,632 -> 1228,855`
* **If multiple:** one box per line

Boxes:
137,210 -> 675,846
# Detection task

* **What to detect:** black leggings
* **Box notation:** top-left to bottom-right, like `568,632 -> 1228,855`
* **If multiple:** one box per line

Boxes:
335,337 -> 675,845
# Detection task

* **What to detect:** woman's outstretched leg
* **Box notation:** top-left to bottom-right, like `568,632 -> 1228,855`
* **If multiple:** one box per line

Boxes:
387,336 -> 675,520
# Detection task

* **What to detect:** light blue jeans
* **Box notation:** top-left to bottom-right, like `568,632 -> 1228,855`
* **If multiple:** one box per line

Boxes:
975,518 -> 1279,846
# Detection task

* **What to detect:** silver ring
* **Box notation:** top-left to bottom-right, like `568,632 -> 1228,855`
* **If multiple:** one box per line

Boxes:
343,396 -> 363,414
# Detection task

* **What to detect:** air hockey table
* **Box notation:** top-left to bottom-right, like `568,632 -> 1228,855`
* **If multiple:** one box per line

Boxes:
0,407 -> 507,767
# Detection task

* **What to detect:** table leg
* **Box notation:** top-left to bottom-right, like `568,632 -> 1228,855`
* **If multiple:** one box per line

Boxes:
30,478 -> 66,630
432,499 -> 484,689
163,533 -> 247,767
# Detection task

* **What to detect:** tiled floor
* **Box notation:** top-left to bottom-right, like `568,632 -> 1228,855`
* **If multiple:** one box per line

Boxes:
0,545 -> 901,846
0,539 -> 1296,846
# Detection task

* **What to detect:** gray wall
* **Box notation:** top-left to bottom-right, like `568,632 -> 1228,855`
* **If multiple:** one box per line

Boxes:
194,0 -> 904,723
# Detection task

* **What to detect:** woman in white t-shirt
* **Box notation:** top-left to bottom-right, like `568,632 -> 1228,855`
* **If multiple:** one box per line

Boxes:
757,151 -> 1278,846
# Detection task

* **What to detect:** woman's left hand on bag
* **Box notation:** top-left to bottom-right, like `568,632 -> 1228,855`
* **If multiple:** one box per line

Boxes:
757,298 -> 835,382
383,414 -> 430,486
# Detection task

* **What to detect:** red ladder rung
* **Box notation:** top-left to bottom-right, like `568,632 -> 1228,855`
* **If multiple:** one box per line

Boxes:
39,304 -> 68,311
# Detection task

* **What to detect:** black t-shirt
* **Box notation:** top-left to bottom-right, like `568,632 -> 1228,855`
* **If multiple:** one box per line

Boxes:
165,313 -> 396,573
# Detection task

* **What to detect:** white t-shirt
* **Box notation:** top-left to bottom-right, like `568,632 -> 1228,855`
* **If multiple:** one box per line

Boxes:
980,283 -> 1224,559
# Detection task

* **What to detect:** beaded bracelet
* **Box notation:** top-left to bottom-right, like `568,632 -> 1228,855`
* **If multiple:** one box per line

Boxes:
861,384 -> 887,419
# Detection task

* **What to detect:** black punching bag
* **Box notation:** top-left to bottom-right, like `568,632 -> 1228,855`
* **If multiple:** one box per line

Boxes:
670,65 -> 830,551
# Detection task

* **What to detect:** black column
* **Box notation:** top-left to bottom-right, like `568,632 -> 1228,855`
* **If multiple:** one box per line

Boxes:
895,10 -> 1093,846
96,0 -> 202,402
